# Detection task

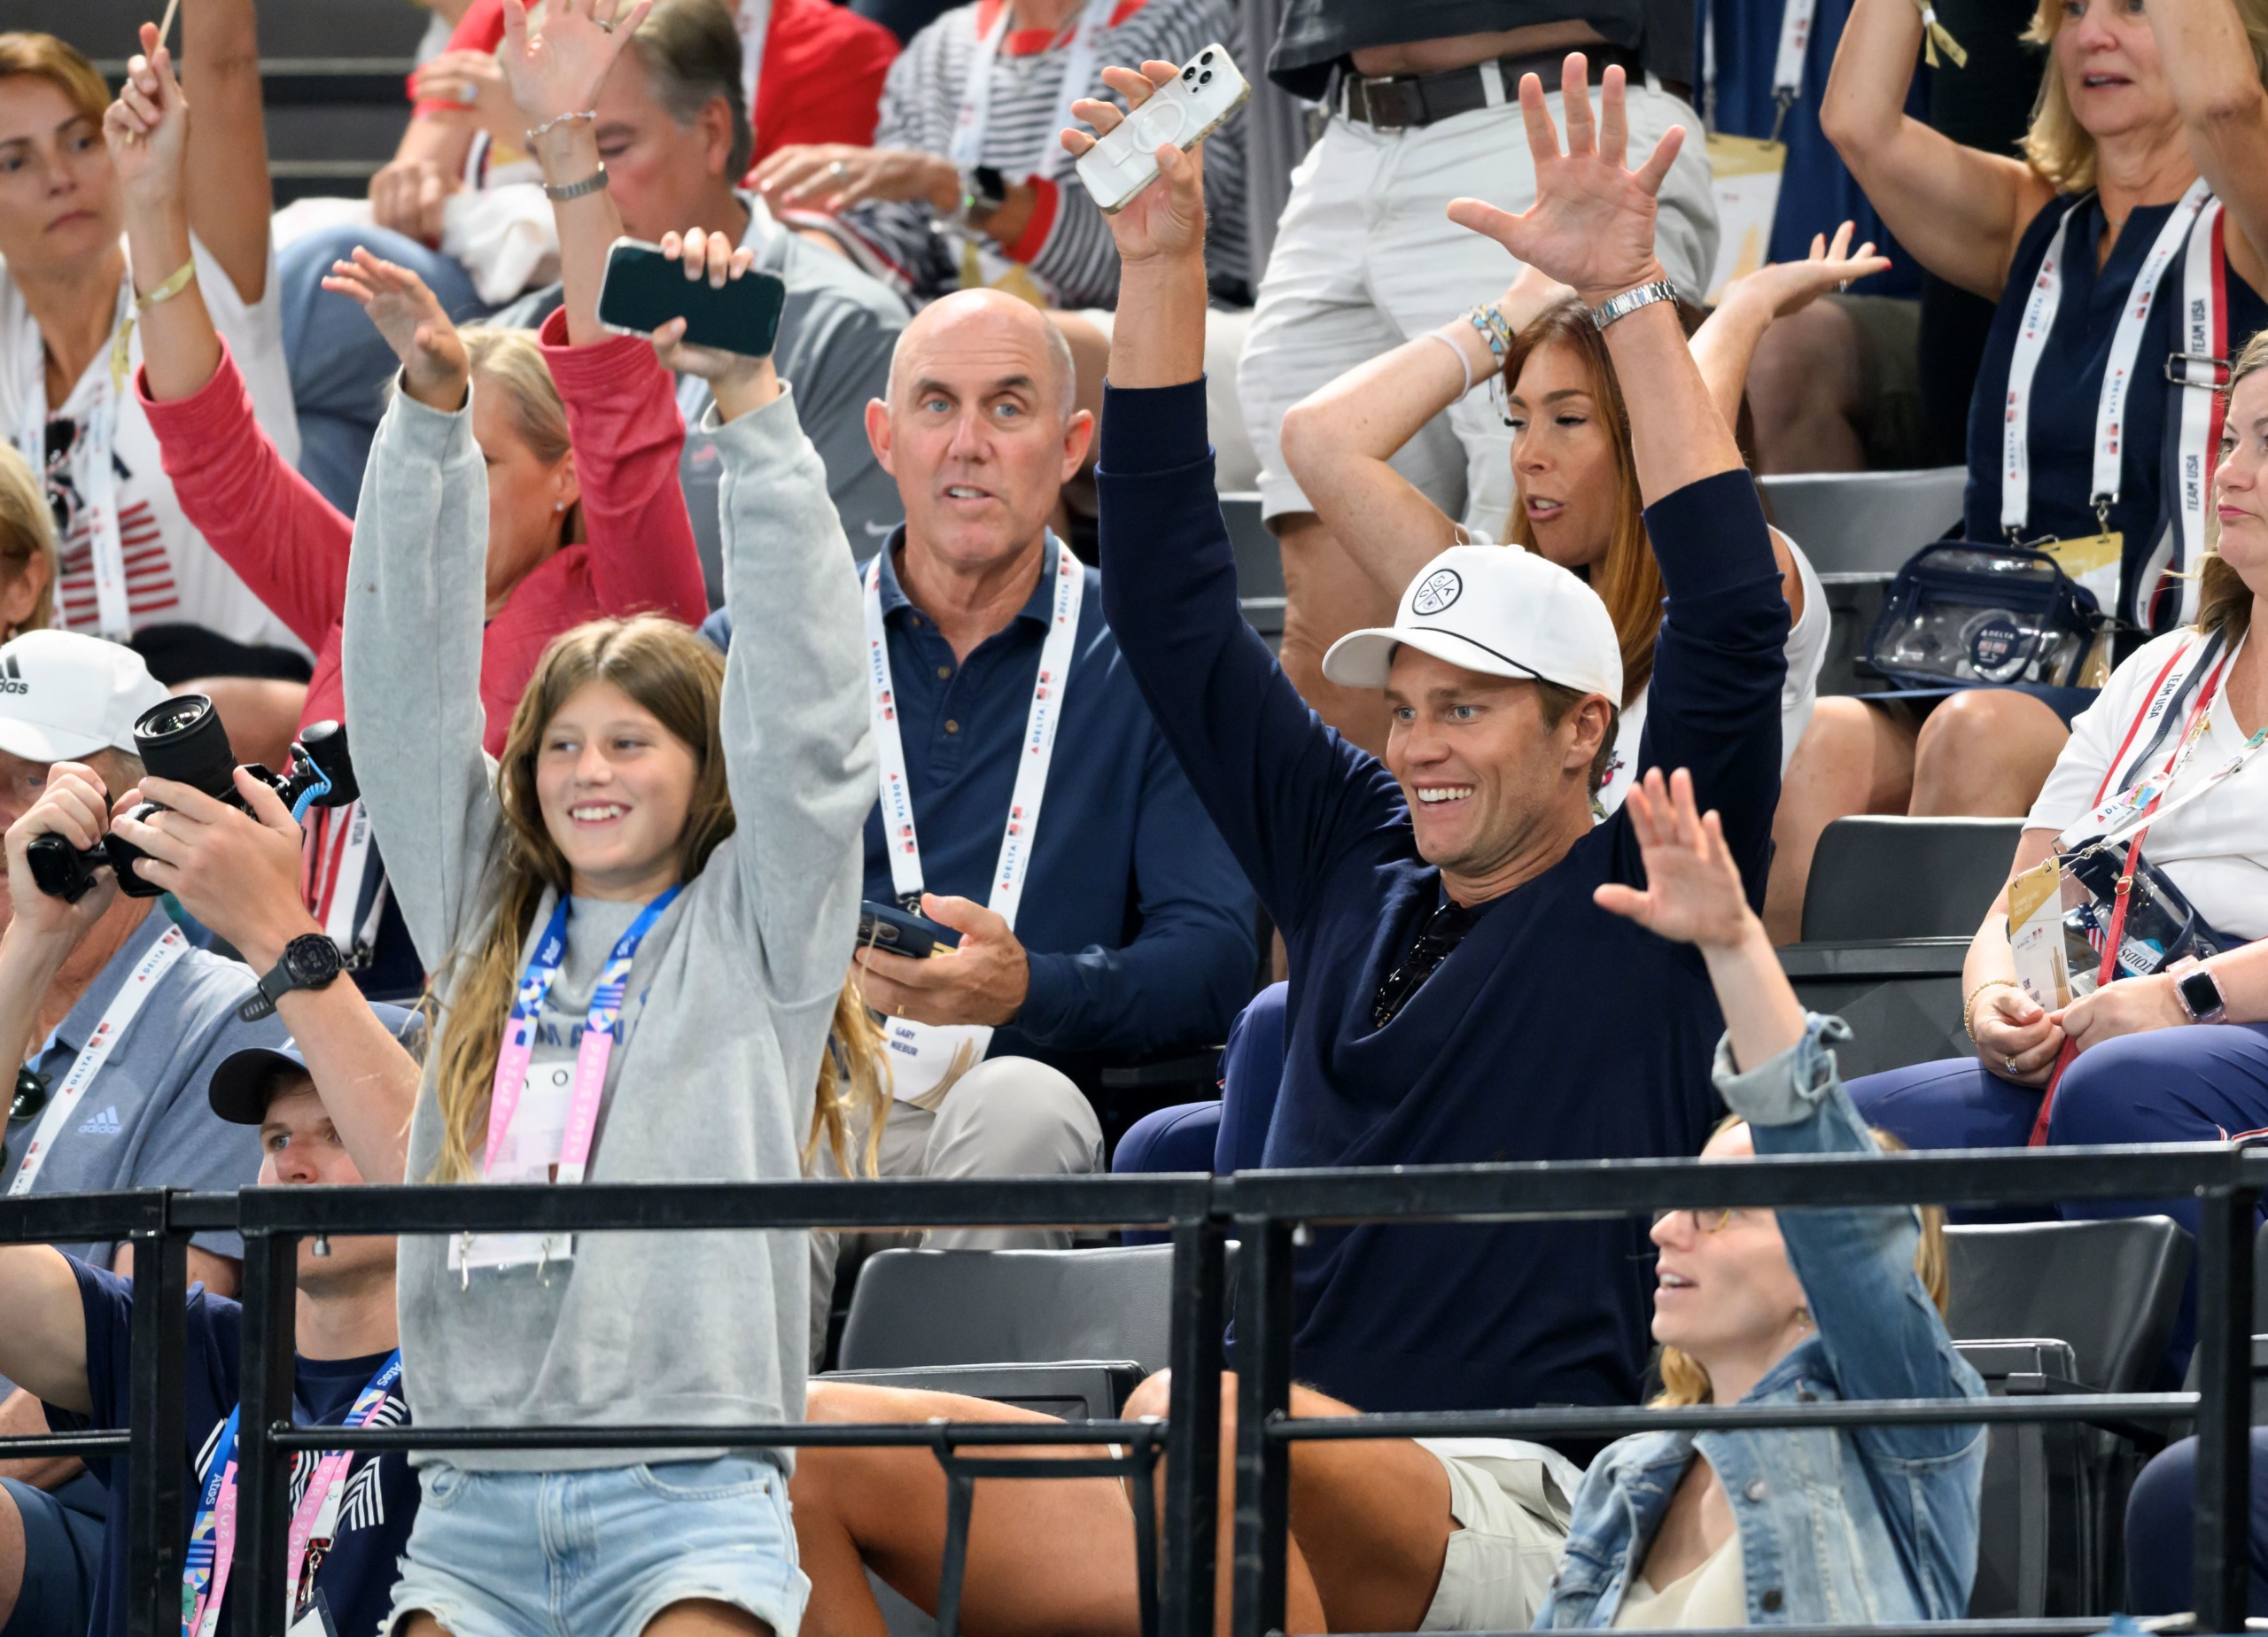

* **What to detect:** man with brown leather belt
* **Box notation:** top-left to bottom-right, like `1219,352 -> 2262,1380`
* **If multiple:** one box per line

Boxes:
1237,1 -> 1717,752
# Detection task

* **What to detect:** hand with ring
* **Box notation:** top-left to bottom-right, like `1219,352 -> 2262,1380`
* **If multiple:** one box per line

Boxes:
1970,981 -> 2062,1086
751,144 -> 963,213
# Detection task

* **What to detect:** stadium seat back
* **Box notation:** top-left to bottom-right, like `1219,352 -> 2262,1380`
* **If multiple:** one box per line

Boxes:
1960,1339 -> 2096,1618
1944,1219 -> 2192,1391
1781,939 -> 1969,1079
1756,467 -> 1967,577
1800,817 -> 2024,943
838,1245 -> 1177,1373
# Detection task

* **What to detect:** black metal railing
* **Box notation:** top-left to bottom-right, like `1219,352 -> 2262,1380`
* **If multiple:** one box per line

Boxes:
2,1144 -> 2258,1637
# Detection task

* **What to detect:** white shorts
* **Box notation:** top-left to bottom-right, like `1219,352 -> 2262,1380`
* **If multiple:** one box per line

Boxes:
1415,1438 -> 1585,1632
1237,82 -> 1719,539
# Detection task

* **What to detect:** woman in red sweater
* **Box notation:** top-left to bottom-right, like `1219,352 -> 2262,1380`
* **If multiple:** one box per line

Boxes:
105,28 -> 707,990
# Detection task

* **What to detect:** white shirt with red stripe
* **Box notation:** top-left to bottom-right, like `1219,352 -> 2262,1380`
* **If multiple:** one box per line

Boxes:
0,236 -> 310,654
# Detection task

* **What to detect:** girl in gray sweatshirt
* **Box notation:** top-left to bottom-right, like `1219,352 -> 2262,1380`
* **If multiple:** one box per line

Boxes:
339,225 -> 873,1637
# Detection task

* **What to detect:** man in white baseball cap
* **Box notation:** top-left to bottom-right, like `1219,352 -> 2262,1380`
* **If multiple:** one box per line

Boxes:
0,632 -> 169,877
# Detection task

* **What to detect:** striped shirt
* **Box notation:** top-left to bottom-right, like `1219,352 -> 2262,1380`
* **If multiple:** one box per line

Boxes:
835,0 -> 1248,308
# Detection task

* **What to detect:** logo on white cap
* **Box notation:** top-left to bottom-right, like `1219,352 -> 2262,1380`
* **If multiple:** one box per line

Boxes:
1411,570 -> 1463,617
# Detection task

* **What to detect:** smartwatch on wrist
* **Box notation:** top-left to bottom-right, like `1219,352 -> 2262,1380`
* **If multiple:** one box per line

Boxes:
2175,964 -> 2229,1025
238,933 -> 346,1022
958,164 -> 1008,229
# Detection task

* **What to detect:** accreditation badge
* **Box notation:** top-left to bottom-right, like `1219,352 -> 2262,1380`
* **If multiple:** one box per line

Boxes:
1703,135 -> 1785,303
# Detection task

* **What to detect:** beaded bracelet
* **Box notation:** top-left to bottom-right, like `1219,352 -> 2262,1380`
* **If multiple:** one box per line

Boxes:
525,108 -> 598,145
1464,304 -> 1513,360
1961,978 -> 2021,1042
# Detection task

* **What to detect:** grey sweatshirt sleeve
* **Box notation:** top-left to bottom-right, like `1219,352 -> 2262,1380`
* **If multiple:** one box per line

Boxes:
339,385 -> 504,973
702,383 -> 876,1011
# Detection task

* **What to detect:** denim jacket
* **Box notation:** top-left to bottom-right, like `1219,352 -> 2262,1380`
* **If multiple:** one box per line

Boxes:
1534,1015 -> 1987,1628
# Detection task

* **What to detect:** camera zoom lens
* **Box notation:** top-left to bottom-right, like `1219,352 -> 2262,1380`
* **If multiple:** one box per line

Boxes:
132,693 -> 237,798
1200,50 -> 1213,62
1200,70 -> 1212,81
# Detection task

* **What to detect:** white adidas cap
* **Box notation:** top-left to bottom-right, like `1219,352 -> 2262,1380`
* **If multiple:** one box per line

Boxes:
0,630 -> 168,764
1322,544 -> 1624,702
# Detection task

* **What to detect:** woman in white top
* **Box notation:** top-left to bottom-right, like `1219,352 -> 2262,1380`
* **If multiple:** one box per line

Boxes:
0,15 -> 306,694
1852,327 -> 2268,1360
1278,234 -> 1860,811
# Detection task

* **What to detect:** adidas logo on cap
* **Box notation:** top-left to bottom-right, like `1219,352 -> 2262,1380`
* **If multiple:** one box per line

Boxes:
0,655 -> 27,696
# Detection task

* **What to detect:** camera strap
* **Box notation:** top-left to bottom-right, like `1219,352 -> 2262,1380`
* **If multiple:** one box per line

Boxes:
861,539 -> 1081,1104
6,923 -> 190,1197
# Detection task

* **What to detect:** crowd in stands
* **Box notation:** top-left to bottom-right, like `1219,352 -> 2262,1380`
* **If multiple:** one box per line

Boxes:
6,0 -> 2268,1628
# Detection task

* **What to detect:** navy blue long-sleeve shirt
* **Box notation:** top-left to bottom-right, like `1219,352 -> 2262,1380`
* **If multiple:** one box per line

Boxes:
703,533 -> 1257,1082
1096,379 -> 1790,1416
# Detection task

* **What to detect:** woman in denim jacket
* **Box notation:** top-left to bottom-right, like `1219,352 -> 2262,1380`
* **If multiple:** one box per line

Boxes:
1545,766 -> 1989,1628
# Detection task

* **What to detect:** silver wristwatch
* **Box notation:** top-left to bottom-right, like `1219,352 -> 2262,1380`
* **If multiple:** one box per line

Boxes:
1588,278 -> 1678,330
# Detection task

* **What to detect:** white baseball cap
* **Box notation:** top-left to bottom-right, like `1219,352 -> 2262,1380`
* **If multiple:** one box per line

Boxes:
0,630 -> 168,764
1322,544 -> 1625,702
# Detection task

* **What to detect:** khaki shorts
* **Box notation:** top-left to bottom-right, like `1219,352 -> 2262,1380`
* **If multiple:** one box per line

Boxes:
1415,1439 -> 1584,1632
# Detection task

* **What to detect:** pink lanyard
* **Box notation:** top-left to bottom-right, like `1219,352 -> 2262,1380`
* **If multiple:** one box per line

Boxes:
481,888 -> 679,1183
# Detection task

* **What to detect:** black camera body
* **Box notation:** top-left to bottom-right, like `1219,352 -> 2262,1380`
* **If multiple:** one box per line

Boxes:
25,695 -> 358,904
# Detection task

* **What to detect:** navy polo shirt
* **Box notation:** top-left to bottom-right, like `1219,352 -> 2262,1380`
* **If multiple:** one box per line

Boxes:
705,533 -> 1255,1082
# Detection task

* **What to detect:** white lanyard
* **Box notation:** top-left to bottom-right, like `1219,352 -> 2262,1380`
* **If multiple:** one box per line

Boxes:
949,0 -> 1115,181
2164,198 -> 2231,631
9,925 -> 190,1196
1768,0 -> 1815,140
863,542 -> 1080,1103
2002,181 -> 2211,540
9,274 -> 137,640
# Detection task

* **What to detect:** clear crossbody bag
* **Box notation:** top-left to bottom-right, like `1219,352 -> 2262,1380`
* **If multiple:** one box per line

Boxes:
1863,543 -> 2107,690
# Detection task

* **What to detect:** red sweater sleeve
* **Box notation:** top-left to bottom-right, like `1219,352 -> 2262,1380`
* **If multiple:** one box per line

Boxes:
750,0 -> 900,163
138,345 -> 353,655
536,306 -> 708,625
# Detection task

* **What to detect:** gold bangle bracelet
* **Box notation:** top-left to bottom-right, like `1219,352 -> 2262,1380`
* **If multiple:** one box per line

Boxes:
1962,979 -> 2021,1042
134,257 -> 198,312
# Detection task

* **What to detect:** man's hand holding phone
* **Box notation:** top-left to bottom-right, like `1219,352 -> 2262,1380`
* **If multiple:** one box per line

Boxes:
645,227 -> 782,422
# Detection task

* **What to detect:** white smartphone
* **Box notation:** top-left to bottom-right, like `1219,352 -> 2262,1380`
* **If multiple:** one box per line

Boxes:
1075,43 -> 1251,214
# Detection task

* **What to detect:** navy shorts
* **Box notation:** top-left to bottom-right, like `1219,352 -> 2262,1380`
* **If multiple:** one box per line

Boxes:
1,1472 -> 104,1637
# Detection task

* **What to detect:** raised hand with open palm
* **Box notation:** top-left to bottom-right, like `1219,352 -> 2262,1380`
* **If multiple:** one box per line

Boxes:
1446,55 -> 1683,307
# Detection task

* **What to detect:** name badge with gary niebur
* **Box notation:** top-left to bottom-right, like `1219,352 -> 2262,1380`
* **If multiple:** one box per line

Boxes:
447,1059 -> 579,1274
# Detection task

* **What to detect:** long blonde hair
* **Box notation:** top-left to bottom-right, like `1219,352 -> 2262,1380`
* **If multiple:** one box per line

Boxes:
1653,1122 -> 1950,1408
2195,330 -> 2268,646
2022,0 -> 2268,190
462,326 -> 584,544
811,981 -> 889,1176
427,616 -> 733,1183
0,444 -> 55,638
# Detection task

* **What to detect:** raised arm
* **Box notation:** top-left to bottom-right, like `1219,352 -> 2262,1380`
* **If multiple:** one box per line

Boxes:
176,0 -> 273,305
1691,224 -> 1891,432
2148,0 -> 2268,292
1070,62 -> 1410,927
500,0 -> 653,346
1820,0 -> 2049,299
335,259 -> 502,972
108,42 -> 353,650
1280,263 -> 1569,598
1446,58 -> 1743,502
1597,764 -> 1986,1460
659,231 -> 875,1008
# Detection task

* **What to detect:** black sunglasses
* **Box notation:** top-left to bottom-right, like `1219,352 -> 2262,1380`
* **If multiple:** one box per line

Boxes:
1371,900 -> 1473,1029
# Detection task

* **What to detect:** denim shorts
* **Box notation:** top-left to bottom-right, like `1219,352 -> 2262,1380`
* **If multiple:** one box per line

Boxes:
384,1455 -> 808,1637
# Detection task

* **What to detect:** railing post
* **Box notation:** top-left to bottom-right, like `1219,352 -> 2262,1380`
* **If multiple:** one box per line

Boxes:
1165,1208 -> 1227,1637
126,1204 -> 190,1637
233,1230 -> 299,1637
2193,1183 -> 2257,1633
1230,1216 -> 1292,1637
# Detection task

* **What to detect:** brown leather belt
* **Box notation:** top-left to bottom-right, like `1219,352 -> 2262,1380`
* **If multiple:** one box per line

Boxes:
1334,43 -> 1656,131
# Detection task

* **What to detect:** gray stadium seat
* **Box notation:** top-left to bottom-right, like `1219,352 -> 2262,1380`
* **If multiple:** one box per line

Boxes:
1800,816 -> 2024,943
1780,939 -> 1970,1080
1758,467 -> 1968,578
836,1245 -> 1178,1374
1946,1219 -> 2194,1616
1220,492 -> 1284,642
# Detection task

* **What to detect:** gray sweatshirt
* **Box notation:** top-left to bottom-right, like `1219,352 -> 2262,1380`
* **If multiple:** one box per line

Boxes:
340,380 -> 874,1470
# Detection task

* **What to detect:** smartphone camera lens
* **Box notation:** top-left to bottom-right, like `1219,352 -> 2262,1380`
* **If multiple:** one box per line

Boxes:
1200,69 -> 1212,81
1200,50 -> 1214,62
1183,65 -> 1196,78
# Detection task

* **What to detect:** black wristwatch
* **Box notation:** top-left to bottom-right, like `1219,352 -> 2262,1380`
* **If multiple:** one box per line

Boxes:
237,933 -> 346,1022
2176,964 -> 2229,1026
957,163 -> 1009,230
